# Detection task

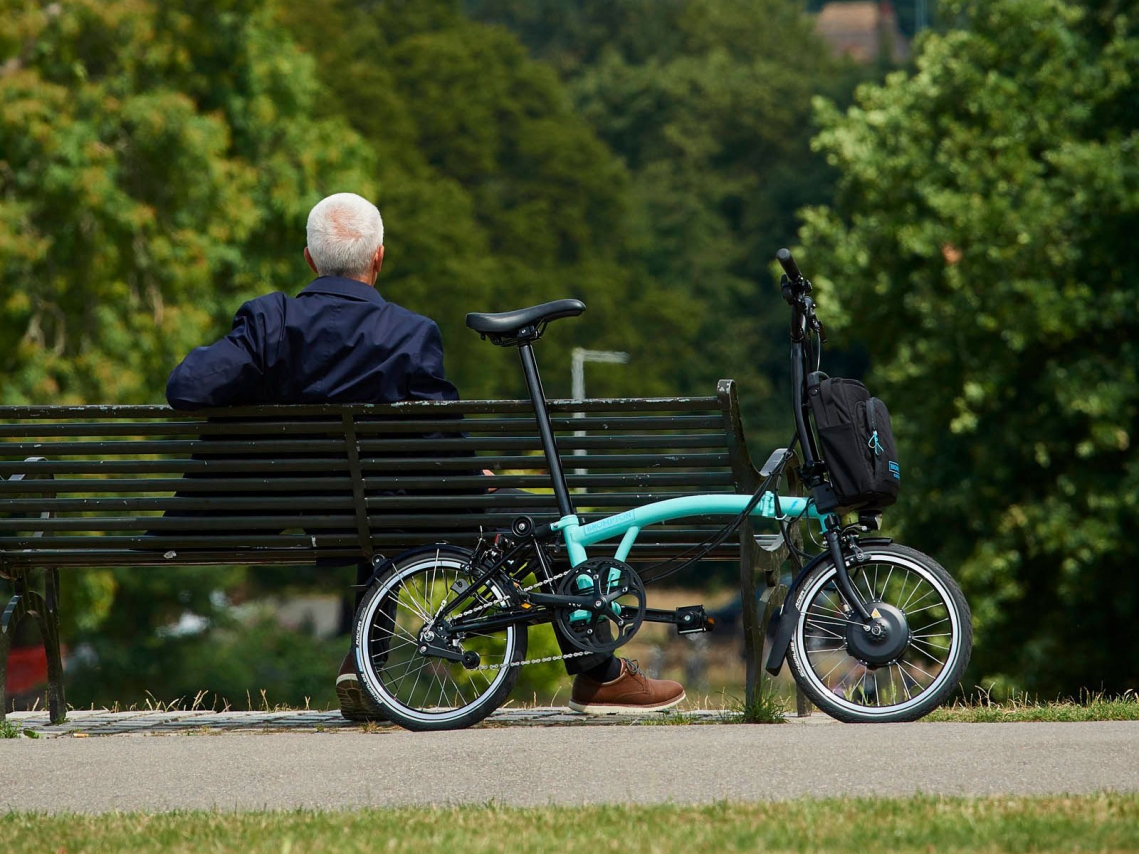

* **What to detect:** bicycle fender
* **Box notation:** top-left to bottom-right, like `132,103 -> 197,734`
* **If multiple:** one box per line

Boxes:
763,538 -> 897,675
764,601 -> 799,676
360,542 -> 471,588
764,548 -> 835,675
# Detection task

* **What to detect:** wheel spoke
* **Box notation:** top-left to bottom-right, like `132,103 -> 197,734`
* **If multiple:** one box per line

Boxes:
904,602 -> 946,618
897,656 -> 937,684
806,610 -> 856,633
804,625 -> 844,641
908,637 -> 950,663
900,579 -> 931,611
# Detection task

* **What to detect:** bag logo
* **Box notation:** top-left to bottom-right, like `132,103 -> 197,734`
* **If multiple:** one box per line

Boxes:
888,461 -> 900,481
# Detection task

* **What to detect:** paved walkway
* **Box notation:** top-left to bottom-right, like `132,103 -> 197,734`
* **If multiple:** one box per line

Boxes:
1,711 -> 1136,813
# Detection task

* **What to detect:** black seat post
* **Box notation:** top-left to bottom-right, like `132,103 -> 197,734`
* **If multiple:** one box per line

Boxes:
517,342 -> 575,519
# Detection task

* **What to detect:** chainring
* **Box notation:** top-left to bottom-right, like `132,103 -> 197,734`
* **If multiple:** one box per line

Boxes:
553,557 -> 646,654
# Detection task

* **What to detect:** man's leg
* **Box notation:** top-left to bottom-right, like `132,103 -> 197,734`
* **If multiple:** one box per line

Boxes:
528,542 -> 686,715
336,559 -> 387,722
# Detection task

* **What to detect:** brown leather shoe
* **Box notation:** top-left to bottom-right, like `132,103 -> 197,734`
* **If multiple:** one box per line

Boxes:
336,651 -> 388,722
569,659 -> 685,714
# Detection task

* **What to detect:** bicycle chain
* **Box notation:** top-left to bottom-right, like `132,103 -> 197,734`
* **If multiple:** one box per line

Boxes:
449,564 -> 576,623
449,564 -> 591,671
475,649 -> 593,671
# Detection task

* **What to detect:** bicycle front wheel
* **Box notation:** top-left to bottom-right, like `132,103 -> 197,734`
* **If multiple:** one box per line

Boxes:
354,546 -> 527,731
787,543 -> 972,723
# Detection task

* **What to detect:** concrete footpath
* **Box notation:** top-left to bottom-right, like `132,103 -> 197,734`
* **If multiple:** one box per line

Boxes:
1,710 -> 1136,813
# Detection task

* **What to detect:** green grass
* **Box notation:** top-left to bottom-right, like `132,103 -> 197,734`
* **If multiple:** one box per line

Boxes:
926,690 -> 1139,723
3,794 -> 1137,853
0,720 -> 38,739
724,679 -> 788,724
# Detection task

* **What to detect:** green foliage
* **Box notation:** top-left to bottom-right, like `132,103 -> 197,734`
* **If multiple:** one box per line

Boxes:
66,611 -> 346,711
0,0 -> 374,405
800,0 -> 1139,695
277,0 -> 705,400
467,0 -> 881,445
6,796 -> 1139,854
727,678 -> 787,723
925,688 -> 1139,722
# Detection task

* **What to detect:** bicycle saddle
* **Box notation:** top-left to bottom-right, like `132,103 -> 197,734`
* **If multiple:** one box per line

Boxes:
466,299 -> 586,345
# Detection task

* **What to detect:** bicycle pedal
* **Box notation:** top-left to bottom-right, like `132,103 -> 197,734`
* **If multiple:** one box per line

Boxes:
675,605 -> 714,635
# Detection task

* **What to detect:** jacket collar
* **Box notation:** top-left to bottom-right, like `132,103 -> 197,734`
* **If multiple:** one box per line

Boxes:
299,276 -> 386,306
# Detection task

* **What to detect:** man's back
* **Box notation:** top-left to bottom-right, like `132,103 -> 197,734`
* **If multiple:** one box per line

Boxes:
167,276 -> 457,409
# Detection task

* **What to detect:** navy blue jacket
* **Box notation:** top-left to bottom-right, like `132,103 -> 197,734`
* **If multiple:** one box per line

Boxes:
167,276 -> 458,408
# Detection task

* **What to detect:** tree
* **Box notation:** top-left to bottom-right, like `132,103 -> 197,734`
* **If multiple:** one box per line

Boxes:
799,0 -> 1139,695
466,0 -> 878,447
0,0 -> 376,406
0,0 -> 376,707
277,0 -> 705,401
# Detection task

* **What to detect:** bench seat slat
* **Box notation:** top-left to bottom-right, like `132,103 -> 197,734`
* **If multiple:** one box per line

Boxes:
0,452 -> 732,476
0,396 -> 721,419
0,434 -> 732,457
0,414 -> 726,437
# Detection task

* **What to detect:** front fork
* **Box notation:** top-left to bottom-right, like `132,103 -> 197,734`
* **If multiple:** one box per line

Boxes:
823,522 -> 873,622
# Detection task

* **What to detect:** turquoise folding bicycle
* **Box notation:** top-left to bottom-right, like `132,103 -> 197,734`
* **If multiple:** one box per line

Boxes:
352,250 -> 973,731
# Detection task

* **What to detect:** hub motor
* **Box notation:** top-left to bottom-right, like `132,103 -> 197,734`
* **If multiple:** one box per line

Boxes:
845,600 -> 910,667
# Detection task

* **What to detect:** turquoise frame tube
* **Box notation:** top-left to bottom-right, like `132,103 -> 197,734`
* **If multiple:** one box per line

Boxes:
551,494 -> 823,567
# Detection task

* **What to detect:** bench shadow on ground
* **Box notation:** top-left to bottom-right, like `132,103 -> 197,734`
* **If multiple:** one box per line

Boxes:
4,707 -> 746,737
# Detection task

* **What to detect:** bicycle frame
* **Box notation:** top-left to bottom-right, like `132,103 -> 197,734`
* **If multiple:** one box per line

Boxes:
504,250 -> 876,630
513,307 -> 828,571
553,494 -> 822,567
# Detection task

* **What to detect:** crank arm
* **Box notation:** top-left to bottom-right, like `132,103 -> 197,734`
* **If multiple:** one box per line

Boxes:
642,605 -> 715,635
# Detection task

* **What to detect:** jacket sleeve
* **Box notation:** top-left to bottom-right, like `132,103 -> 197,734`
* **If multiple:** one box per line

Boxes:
405,320 -> 460,402
166,297 -> 279,409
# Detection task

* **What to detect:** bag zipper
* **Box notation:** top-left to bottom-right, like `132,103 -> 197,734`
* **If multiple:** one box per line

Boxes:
866,399 -> 883,456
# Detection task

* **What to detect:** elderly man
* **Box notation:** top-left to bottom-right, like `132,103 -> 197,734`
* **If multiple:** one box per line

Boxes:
167,193 -> 684,720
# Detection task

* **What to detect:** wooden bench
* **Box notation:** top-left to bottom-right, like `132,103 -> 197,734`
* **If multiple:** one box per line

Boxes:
1,379 -> 799,724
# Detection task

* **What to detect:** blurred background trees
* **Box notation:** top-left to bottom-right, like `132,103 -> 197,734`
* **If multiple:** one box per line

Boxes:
3,0 -> 1136,708
800,0 -> 1139,696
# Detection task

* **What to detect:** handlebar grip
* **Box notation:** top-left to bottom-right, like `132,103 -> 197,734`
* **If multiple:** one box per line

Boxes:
776,248 -> 802,282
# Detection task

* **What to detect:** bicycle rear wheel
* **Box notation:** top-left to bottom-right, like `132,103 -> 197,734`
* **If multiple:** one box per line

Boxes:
353,546 -> 527,731
787,543 -> 971,722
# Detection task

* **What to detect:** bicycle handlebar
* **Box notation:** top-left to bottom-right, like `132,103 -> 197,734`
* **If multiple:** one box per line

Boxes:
776,248 -> 802,282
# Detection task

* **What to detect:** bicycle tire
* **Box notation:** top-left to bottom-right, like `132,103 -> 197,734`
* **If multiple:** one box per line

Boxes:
787,543 -> 971,723
353,546 -> 527,731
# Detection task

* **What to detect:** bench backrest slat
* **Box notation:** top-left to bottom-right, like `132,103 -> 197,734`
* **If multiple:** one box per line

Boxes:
1,385 -> 765,571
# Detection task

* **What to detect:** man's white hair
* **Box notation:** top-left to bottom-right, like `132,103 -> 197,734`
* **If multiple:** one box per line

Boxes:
305,193 -> 384,279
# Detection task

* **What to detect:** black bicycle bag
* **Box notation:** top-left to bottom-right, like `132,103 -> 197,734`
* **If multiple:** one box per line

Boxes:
806,373 -> 900,512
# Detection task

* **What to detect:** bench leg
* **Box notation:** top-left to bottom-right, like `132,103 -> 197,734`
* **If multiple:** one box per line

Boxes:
0,591 -> 9,722
743,526 -> 812,718
0,569 -> 66,725
43,569 -> 66,724
739,527 -> 765,710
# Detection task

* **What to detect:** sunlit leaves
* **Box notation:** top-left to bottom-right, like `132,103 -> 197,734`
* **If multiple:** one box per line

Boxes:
801,0 -> 1139,695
